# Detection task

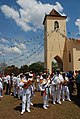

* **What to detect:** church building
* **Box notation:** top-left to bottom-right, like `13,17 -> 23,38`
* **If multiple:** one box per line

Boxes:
43,9 -> 80,73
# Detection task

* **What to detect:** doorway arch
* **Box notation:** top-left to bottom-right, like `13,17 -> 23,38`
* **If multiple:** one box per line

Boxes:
52,55 -> 63,72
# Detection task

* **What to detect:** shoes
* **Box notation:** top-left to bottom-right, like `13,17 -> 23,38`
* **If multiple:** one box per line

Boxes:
46,104 -> 49,107
57,101 -> 62,104
27,109 -> 31,113
62,99 -> 65,101
30,102 -> 33,106
21,111 -> 25,115
43,106 -> 47,109
10,93 -> 12,96
53,101 -> 56,105
67,99 -> 71,101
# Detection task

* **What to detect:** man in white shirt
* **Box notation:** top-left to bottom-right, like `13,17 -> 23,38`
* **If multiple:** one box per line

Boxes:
20,73 -> 33,115
52,69 -> 63,104
5,74 -> 11,95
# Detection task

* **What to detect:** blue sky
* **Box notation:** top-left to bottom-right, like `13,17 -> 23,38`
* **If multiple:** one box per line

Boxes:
0,0 -> 80,67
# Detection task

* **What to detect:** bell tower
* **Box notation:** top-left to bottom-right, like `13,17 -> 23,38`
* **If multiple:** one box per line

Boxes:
43,9 -> 67,73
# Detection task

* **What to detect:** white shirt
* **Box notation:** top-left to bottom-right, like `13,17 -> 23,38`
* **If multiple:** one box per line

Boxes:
19,78 -> 31,94
0,81 -> 3,89
5,75 -> 10,84
52,74 -> 63,85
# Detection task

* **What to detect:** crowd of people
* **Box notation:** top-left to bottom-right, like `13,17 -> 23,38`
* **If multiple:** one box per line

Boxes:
0,69 -> 80,115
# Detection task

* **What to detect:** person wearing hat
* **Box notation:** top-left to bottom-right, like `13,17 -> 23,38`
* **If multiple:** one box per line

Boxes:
51,69 -> 63,104
12,74 -> 18,97
39,73 -> 51,109
20,72 -> 33,115
28,72 -> 35,106
5,73 -> 11,95
61,72 -> 71,101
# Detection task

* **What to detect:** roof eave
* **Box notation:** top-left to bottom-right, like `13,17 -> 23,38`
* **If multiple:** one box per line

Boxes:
43,14 -> 67,25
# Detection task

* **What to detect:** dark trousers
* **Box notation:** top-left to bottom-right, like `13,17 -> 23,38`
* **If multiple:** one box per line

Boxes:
6,83 -> 11,95
76,83 -> 80,98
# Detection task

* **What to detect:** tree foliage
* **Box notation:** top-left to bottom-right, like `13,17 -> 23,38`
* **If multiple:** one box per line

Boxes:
4,65 -> 20,75
29,62 -> 44,74
20,65 -> 29,74
3,62 -> 44,75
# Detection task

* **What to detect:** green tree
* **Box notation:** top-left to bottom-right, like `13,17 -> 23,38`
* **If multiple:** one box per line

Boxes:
20,65 -> 29,74
4,65 -> 20,75
52,61 -> 58,73
29,61 -> 44,74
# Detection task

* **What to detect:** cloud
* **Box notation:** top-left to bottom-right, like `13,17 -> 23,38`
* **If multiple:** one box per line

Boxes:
1,5 -> 19,19
14,42 -> 27,50
1,5 -> 32,32
75,18 -> 80,33
27,48 -> 44,65
0,38 -> 9,43
53,2 -> 63,12
9,46 -> 22,54
1,0 -> 65,32
0,41 -> 22,55
66,17 -> 70,22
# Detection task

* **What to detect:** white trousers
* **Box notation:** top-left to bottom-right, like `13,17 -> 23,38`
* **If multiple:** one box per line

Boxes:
62,86 -> 70,100
13,85 -> 17,96
43,88 -> 50,107
43,94 -> 49,107
18,87 -> 23,99
21,93 -> 31,112
52,85 -> 61,102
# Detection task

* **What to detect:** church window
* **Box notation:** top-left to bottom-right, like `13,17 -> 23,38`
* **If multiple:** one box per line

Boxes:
69,52 -> 71,62
78,58 -> 80,61
54,21 -> 59,30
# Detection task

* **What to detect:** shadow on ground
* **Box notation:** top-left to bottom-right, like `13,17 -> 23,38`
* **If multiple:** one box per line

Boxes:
71,95 -> 80,107
14,103 -> 22,112
33,103 -> 43,108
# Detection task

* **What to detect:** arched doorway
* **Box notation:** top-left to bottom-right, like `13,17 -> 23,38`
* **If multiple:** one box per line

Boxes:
52,55 -> 63,72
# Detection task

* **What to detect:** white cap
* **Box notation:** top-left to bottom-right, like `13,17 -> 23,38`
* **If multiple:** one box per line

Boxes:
28,78 -> 33,81
37,75 -> 40,78
29,73 -> 33,77
40,75 -> 43,80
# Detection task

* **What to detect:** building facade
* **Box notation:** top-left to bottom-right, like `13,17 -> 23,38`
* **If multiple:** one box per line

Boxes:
43,9 -> 80,73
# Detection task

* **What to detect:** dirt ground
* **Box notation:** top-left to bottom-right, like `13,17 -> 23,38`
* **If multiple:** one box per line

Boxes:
0,90 -> 80,119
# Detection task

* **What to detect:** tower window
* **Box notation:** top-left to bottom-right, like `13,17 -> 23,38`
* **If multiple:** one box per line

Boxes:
54,21 -> 59,30
78,58 -> 80,61
69,52 -> 71,63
